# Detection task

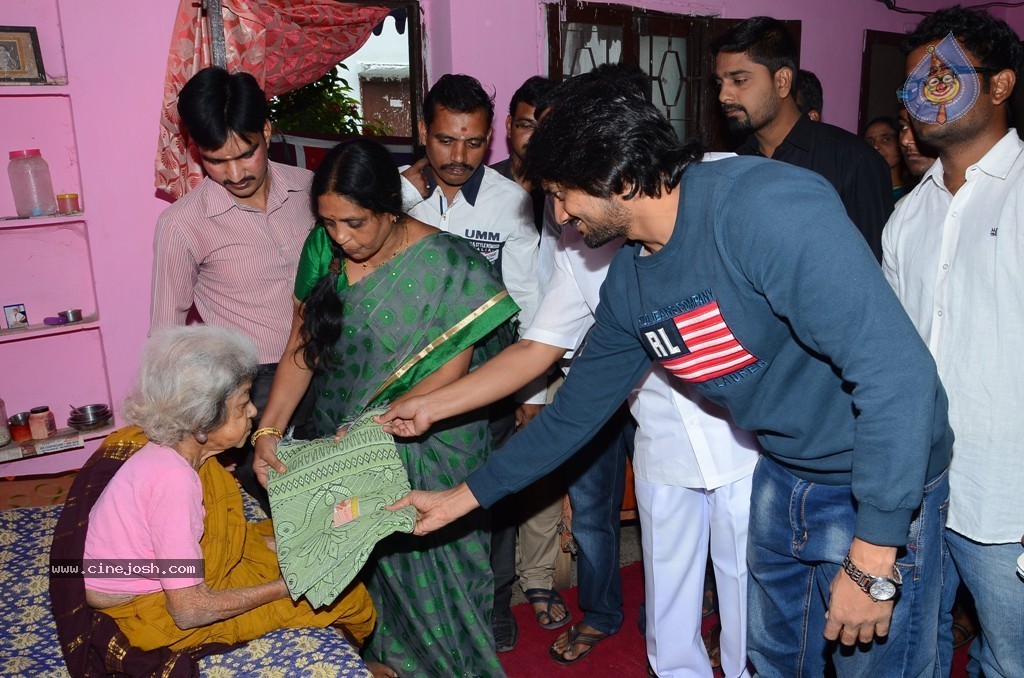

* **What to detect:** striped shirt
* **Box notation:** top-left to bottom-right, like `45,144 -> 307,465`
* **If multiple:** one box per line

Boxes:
151,161 -> 314,363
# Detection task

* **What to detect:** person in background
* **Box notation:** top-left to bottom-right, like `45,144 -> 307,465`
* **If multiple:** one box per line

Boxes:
897,107 -> 937,181
492,75 -> 556,232
713,18 -> 893,261
883,7 -> 1024,676
399,73 -> 546,652
254,138 -> 518,677
53,326 -> 374,666
489,73 -> 574,639
863,116 -> 911,200
385,76 -> 953,678
150,67 -> 315,515
794,68 -> 822,121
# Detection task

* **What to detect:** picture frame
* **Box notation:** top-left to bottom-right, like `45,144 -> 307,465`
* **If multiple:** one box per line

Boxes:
0,26 -> 46,84
3,303 -> 28,329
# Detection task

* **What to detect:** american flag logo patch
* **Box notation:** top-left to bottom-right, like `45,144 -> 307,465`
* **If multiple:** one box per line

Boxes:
644,301 -> 758,383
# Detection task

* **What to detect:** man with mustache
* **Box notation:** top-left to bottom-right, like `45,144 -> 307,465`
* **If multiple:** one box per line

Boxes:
883,8 -> 1024,676
151,67 -> 316,515
400,73 -> 544,653
712,17 -> 893,262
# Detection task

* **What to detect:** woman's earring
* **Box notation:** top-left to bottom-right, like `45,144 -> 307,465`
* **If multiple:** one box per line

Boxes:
194,431 -> 208,444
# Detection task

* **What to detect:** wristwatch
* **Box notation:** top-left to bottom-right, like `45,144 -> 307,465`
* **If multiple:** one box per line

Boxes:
842,554 -> 902,602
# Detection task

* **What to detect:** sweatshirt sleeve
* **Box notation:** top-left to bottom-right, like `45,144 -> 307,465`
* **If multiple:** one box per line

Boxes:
721,163 -> 942,546
467,269 -> 652,507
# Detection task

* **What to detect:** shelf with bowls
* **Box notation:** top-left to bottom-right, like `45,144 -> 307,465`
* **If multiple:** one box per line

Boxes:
0,213 -> 84,231
0,313 -> 99,344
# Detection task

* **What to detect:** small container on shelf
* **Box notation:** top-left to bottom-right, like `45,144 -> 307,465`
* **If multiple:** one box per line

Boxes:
28,406 -> 57,439
56,193 -> 80,214
0,397 -> 9,446
8,412 -> 32,442
7,149 -> 58,218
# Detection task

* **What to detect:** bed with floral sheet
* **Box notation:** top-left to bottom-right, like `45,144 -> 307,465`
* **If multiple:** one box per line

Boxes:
0,501 -> 371,677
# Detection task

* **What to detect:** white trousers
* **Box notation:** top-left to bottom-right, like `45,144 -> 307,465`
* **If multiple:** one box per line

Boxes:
636,474 -> 753,678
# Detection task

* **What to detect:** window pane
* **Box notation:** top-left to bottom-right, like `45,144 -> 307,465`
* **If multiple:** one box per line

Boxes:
561,22 -> 623,79
640,33 -> 687,141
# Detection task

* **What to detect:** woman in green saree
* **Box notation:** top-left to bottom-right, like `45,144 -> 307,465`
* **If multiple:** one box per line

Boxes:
254,139 -> 517,677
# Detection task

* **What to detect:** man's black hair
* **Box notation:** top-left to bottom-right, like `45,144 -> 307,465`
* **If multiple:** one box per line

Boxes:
422,73 -> 494,128
509,76 -> 556,117
710,16 -> 799,76
177,66 -> 269,150
525,79 -> 702,200
535,62 -> 652,121
795,69 -> 823,116
903,6 -> 1023,79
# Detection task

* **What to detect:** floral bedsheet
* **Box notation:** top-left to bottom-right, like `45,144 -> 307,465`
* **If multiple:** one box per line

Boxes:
0,501 -> 371,677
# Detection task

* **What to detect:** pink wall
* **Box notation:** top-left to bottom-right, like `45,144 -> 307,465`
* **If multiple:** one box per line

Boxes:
421,0 -> 1024,162
2,0 -> 1022,474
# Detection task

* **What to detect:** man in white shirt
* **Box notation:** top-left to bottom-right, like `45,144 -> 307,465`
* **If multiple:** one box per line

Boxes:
883,8 -> 1024,676
399,73 -> 545,652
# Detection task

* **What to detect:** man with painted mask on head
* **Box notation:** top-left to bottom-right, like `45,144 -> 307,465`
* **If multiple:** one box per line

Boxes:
883,8 -> 1024,676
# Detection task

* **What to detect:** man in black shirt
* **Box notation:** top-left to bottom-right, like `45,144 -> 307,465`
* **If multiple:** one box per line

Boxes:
712,17 -> 893,261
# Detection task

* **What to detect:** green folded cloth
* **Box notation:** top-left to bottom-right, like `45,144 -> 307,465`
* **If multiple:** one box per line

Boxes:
267,409 -> 416,608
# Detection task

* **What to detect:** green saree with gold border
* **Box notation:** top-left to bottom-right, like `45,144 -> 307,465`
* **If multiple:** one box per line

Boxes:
295,227 -> 517,677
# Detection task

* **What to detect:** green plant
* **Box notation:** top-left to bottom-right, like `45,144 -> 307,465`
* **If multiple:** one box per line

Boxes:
269,64 -> 390,136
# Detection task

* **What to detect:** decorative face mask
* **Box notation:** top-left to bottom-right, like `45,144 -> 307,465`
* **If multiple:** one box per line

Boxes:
901,33 -> 980,125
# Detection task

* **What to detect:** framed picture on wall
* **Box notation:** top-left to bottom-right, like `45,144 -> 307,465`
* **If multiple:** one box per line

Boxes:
0,26 -> 46,84
3,303 -> 28,329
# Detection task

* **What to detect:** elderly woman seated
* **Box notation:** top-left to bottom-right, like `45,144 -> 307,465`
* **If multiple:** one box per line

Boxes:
50,325 -> 374,671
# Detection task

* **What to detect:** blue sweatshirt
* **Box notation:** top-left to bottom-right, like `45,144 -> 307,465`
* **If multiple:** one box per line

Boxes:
466,156 -> 952,547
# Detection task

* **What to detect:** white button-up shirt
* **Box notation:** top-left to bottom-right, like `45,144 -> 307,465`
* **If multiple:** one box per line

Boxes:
883,129 -> 1024,543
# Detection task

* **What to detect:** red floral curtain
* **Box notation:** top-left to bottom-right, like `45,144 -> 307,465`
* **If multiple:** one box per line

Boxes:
156,0 -> 390,199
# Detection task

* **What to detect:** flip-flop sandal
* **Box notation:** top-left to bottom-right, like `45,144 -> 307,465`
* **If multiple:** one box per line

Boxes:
548,624 -> 607,665
524,587 -> 573,630
951,621 -> 975,649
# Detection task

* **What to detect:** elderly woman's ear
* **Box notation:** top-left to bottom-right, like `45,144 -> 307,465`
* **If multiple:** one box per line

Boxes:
194,431 -> 209,444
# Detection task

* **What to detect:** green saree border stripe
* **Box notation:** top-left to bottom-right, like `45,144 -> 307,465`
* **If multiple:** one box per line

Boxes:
370,292 -> 519,406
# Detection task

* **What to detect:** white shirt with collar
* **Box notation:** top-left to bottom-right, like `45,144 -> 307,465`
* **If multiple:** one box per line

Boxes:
883,129 -> 1024,544
401,164 -> 544,403
525,155 -> 760,489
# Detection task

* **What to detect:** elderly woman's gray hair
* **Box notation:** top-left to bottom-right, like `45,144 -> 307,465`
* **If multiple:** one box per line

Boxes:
122,325 -> 259,446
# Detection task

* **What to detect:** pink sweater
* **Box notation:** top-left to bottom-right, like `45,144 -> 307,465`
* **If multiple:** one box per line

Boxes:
83,442 -> 205,594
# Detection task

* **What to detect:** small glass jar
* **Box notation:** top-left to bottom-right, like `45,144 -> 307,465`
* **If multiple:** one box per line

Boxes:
8,412 -> 31,442
29,406 -> 57,439
57,193 -> 81,214
0,397 -> 10,446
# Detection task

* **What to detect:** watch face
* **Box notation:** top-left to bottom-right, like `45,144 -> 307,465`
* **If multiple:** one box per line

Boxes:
869,578 -> 898,601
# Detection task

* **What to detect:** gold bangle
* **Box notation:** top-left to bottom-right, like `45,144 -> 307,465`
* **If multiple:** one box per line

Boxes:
250,427 -> 283,447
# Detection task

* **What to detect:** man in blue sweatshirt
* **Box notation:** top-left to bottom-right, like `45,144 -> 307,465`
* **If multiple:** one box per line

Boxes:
385,80 -> 953,677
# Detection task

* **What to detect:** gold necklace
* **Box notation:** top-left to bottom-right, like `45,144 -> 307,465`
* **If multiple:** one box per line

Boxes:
361,221 -> 408,270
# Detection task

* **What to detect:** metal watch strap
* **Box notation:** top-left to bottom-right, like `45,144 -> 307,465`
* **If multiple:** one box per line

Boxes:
842,554 -> 901,599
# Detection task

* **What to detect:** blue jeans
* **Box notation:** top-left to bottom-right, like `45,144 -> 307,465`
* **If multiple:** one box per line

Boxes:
747,457 -> 949,677
563,406 -> 634,636
946,529 -> 1024,677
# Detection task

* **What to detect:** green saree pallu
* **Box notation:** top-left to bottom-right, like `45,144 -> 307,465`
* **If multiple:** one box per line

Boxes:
296,228 -> 518,677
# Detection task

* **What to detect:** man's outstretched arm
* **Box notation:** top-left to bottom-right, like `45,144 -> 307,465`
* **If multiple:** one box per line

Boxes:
375,339 -> 566,436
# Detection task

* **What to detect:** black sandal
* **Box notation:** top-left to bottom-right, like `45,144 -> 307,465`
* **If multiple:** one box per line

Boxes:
548,624 -> 608,665
524,587 -> 572,630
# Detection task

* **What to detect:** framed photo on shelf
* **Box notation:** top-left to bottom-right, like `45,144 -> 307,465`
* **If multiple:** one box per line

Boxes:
3,303 -> 29,329
0,26 -> 46,84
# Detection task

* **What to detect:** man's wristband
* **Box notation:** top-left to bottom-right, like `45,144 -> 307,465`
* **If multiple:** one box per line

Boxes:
250,427 -> 283,447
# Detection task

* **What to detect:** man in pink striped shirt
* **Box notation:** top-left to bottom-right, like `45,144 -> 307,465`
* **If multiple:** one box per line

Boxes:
150,67 -> 314,513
